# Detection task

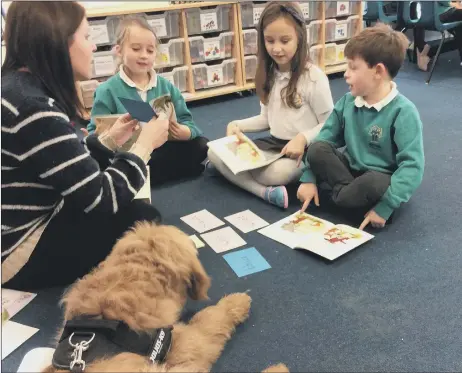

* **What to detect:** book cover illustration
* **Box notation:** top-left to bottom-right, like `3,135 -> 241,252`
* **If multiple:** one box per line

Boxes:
207,134 -> 283,175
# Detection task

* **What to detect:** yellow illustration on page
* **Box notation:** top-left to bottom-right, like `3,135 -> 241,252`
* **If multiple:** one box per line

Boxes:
281,212 -> 326,234
227,138 -> 262,163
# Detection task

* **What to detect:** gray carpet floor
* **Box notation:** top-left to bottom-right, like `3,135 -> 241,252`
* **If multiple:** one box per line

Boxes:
3,52 -> 462,372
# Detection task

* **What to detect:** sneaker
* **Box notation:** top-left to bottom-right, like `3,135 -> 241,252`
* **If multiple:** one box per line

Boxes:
263,186 -> 288,209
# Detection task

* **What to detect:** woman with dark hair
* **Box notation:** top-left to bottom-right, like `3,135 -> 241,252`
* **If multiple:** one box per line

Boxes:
1,1 -> 170,290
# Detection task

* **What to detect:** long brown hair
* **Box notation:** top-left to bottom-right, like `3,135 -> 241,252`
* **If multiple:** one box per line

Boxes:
255,2 -> 309,109
2,1 -> 86,118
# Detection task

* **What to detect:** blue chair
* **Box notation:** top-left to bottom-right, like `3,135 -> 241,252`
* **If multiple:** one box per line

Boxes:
403,1 -> 462,83
363,1 -> 399,26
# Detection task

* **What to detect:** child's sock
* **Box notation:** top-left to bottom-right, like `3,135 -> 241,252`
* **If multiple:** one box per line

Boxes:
262,186 -> 288,209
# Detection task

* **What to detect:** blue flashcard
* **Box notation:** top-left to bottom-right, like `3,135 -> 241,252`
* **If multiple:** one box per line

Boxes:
223,247 -> 271,277
118,97 -> 157,123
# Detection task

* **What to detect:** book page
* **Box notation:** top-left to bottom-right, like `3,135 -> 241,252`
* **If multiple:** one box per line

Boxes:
296,224 -> 374,260
2,289 -> 36,321
207,135 -> 283,175
2,321 -> 39,360
258,211 -> 335,249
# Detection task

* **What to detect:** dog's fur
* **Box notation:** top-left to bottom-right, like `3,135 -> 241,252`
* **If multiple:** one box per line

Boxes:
43,222 -> 288,373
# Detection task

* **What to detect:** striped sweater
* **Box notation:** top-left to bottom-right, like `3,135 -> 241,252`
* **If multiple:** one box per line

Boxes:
1,71 -> 148,262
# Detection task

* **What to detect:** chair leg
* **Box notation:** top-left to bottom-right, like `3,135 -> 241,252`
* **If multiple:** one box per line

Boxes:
426,32 -> 446,84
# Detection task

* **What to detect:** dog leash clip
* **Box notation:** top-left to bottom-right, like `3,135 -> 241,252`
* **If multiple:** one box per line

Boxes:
68,332 -> 95,372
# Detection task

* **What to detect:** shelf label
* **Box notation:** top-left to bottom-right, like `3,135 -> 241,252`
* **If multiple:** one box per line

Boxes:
335,23 -> 348,40
90,24 -> 110,45
207,66 -> 224,87
200,12 -> 218,32
156,44 -> 170,66
148,18 -> 167,38
337,1 -> 350,16
300,3 -> 310,19
203,39 -> 222,60
93,55 -> 115,77
253,6 -> 265,25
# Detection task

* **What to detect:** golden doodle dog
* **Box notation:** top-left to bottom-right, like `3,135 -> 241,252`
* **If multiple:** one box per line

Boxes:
44,222 -> 288,373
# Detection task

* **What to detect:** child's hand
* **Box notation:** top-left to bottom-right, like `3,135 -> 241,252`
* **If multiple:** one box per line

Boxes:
281,133 -> 307,167
359,210 -> 386,230
108,113 -> 139,146
226,121 -> 245,141
297,183 -> 320,212
169,120 -> 191,141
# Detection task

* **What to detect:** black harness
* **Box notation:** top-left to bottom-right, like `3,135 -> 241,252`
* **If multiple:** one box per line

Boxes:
52,316 -> 173,372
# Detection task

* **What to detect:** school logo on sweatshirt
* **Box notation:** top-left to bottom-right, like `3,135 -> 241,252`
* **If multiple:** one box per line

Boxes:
369,125 -> 383,149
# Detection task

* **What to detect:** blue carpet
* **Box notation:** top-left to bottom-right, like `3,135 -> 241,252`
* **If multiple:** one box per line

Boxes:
3,53 -> 462,372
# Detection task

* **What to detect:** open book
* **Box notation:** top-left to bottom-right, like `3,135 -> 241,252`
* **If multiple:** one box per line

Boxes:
258,212 -> 374,261
207,134 -> 283,175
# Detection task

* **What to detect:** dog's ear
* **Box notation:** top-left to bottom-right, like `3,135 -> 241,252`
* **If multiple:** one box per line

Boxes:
187,257 -> 211,300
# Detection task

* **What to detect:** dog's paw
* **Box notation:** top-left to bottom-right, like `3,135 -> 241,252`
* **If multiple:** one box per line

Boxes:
218,293 -> 251,324
262,363 -> 290,373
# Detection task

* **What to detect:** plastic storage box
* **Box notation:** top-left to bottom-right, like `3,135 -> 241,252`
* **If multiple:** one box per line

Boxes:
348,15 -> 361,37
325,19 -> 350,42
186,5 -> 231,36
324,43 -> 337,65
156,38 -> 185,68
240,2 -> 267,28
245,55 -> 257,81
308,20 -> 322,45
91,50 -> 117,78
192,59 -> 236,90
146,10 -> 180,39
336,43 -> 347,64
310,45 -> 323,67
243,29 -> 258,55
298,1 -> 322,21
189,32 -> 233,63
159,66 -> 189,92
88,18 -> 113,47
79,80 -> 100,108
325,1 -> 353,19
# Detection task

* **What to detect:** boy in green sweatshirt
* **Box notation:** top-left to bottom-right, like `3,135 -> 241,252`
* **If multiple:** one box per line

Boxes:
297,24 -> 425,230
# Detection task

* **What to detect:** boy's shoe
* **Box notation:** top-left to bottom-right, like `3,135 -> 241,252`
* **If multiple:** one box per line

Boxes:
204,160 -> 220,177
263,186 -> 288,209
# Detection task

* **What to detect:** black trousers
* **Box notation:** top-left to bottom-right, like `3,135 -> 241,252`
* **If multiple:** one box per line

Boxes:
414,8 -> 462,60
306,142 -> 391,211
3,200 -> 161,291
148,136 -> 209,186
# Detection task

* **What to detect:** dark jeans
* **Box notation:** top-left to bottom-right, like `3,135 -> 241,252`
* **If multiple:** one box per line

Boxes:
414,8 -> 462,60
148,136 -> 208,186
306,142 -> 391,210
4,200 -> 161,291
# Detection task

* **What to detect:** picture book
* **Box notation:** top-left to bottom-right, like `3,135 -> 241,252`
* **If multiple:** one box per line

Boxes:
258,212 -> 374,261
93,95 -> 177,151
207,134 -> 283,175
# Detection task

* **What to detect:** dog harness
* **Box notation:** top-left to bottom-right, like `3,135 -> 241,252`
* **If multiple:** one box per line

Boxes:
52,316 -> 173,372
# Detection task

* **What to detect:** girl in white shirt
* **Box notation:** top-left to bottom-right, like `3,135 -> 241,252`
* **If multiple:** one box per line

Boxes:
207,2 -> 334,208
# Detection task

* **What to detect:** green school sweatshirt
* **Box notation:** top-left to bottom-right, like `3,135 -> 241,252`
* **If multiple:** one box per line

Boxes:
87,73 -> 202,139
300,92 -> 425,220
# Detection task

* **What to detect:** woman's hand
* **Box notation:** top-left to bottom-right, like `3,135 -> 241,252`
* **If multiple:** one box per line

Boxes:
137,116 -> 170,151
281,133 -> 307,166
107,113 -> 139,147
